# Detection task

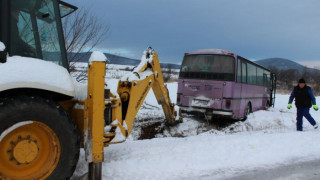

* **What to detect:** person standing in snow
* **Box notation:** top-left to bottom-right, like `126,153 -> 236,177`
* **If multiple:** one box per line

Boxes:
287,78 -> 318,131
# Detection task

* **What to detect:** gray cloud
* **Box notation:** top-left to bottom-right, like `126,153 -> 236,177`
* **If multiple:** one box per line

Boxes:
66,0 -> 320,63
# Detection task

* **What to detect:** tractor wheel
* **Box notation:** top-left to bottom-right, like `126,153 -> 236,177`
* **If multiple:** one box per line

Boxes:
0,96 -> 80,180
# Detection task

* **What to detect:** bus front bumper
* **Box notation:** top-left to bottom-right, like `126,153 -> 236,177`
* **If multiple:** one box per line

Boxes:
179,106 -> 233,116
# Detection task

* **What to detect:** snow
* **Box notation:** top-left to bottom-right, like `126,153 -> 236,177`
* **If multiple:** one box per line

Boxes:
110,126 -> 126,143
74,130 -> 320,180
105,120 -> 128,143
72,72 -> 320,180
89,51 -> 108,63
121,69 -> 154,82
174,105 -> 181,121
120,48 -> 154,82
187,49 -> 234,55
0,56 -> 75,96
0,41 -> 5,51
73,80 -> 88,101
133,48 -> 154,72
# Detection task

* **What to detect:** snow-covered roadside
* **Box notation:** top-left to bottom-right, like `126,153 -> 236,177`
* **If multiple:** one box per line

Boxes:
72,88 -> 320,179
73,128 -> 320,180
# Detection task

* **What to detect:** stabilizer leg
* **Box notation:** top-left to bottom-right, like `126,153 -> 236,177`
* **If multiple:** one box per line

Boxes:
88,162 -> 102,180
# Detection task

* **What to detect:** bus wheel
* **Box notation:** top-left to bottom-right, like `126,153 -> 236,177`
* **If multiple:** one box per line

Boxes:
266,100 -> 270,108
242,103 -> 251,121
0,96 -> 79,180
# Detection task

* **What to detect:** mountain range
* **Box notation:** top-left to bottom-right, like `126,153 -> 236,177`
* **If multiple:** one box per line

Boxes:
68,52 -> 181,69
70,52 -> 318,73
255,58 -> 318,73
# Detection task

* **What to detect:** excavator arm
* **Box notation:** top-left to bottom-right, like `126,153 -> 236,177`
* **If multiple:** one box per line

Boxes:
83,48 -> 182,179
113,47 -> 181,136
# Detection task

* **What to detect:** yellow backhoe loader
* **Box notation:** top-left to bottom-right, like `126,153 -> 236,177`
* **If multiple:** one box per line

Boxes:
0,0 -> 181,179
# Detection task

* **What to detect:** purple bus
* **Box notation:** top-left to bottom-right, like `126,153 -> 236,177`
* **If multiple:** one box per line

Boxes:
177,49 -> 276,120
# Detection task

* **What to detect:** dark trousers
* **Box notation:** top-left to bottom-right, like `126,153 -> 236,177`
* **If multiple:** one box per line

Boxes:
296,108 -> 316,131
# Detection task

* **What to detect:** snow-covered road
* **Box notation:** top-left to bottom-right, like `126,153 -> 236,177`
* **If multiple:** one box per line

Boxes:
72,128 -> 320,179
225,159 -> 320,180
72,81 -> 320,180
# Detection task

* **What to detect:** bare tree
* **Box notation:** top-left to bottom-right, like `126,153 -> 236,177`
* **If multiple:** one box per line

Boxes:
162,64 -> 174,82
268,66 -> 279,76
301,66 -> 308,79
62,8 -> 110,73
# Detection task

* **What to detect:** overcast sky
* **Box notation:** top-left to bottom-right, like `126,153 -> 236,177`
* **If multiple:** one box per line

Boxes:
66,0 -> 320,66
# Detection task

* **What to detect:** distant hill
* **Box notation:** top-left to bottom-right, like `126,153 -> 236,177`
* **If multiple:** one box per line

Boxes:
68,52 -> 181,69
68,52 -> 319,74
255,58 -> 319,73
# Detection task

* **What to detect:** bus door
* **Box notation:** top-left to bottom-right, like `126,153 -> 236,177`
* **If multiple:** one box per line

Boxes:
270,73 -> 277,107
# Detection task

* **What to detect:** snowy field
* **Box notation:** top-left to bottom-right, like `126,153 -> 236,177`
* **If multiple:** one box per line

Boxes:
72,62 -> 179,80
71,66 -> 320,180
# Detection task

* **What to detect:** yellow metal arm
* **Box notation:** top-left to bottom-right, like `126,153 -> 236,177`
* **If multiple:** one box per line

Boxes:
65,49 -> 181,179
149,50 -> 177,125
105,47 -> 181,144
66,49 -> 181,160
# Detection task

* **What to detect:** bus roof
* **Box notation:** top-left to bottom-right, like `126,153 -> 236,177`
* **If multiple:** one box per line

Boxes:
185,49 -> 235,56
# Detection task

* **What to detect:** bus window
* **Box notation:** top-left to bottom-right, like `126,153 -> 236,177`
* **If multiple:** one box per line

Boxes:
257,68 -> 264,86
264,70 -> 271,86
180,54 -> 235,81
241,62 -> 247,83
237,59 -> 241,82
181,55 -> 234,73
247,63 -> 257,84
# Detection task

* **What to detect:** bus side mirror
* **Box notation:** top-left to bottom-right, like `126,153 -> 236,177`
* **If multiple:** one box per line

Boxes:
0,42 -> 7,63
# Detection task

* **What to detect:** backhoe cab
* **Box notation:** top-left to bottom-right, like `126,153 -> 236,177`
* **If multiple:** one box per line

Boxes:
0,0 -> 76,68
0,0 -> 181,179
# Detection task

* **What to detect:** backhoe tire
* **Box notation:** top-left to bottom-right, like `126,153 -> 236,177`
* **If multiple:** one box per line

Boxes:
0,96 -> 80,180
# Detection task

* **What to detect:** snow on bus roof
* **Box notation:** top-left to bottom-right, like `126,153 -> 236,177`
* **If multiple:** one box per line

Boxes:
185,49 -> 235,56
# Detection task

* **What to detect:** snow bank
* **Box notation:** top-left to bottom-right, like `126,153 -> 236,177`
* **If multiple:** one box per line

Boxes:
73,129 -> 320,180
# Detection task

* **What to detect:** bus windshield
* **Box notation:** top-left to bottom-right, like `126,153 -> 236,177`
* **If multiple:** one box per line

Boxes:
180,55 -> 235,81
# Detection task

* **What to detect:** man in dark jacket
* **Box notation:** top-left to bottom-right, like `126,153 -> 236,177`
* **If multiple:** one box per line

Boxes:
287,78 -> 318,131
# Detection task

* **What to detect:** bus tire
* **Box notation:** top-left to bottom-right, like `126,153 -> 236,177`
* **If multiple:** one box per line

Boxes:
242,103 -> 251,121
266,100 -> 270,108
0,96 -> 80,180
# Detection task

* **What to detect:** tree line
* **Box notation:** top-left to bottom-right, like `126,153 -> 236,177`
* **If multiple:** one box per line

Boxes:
268,65 -> 320,95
